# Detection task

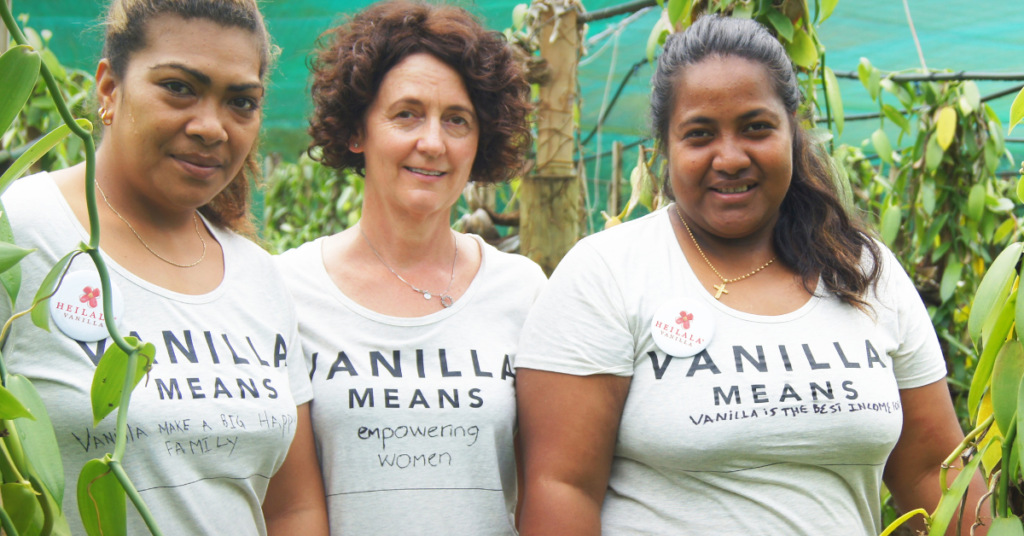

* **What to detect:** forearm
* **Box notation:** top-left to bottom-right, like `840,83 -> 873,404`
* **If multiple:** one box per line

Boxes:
519,478 -> 602,536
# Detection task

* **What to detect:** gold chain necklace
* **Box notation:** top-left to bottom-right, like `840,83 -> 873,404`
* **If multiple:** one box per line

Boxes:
96,181 -> 207,268
674,205 -> 775,299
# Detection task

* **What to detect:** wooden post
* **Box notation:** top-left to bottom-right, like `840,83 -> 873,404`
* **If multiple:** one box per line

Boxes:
609,140 -> 623,216
520,0 -> 582,276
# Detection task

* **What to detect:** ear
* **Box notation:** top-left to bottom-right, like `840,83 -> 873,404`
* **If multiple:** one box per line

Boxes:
95,59 -> 119,116
348,132 -> 365,154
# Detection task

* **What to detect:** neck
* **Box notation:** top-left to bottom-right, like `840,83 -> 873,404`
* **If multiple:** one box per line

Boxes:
94,142 -> 198,231
675,204 -> 777,263
358,191 -> 456,269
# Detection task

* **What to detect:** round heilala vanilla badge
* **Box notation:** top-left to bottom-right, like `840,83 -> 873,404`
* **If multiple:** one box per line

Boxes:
650,297 -> 715,357
49,270 -> 124,342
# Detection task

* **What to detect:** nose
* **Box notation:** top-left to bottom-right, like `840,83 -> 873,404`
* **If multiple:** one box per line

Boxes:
185,99 -> 228,146
416,117 -> 446,157
711,134 -> 751,176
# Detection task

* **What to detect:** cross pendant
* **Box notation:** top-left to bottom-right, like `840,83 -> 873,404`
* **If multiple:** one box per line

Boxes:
713,283 -> 729,299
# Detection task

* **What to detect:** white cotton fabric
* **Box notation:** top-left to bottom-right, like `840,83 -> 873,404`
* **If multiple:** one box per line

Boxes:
515,208 -> 947,536
1,173 -> 313,535
276,235 -> 546,536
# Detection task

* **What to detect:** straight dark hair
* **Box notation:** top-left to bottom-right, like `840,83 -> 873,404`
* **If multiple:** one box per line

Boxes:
651,14 -> 882,310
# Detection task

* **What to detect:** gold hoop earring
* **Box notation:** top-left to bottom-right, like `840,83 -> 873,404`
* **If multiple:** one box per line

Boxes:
99,107 -> 113,126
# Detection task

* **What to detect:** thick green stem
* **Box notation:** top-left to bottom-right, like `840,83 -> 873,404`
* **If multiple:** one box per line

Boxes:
0,432 -> 24,483
2,420 -> 28,482
941,414 -> 994,491
999,419 -> 1017,517
0,505 -> 19,536
109,461 -> 163,536
820,53 -> 834,153
29,474 -> 54,536
112,346 -> 139,462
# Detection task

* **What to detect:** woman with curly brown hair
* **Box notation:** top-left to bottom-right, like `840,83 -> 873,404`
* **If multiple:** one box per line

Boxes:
274,1 -> 542,534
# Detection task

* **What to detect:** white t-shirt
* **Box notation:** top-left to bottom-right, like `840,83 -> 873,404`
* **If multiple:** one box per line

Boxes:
276,235 -> 546,535
1,173 -> 313,535
515,208 -> 946,536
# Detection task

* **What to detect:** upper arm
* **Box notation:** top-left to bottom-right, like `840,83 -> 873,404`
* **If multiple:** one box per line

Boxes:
883,379 -> 964,507
516,369 -> 630,534
263,403 -> 328,536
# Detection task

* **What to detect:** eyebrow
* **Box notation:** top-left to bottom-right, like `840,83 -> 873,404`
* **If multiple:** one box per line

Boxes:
390,98 -> 476,117
679,108 -> 779,127
150,62 -> 263,93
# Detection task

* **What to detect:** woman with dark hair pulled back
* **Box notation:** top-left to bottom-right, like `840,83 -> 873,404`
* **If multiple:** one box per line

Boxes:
515,14 -> 988,535
1,0 -> 327,533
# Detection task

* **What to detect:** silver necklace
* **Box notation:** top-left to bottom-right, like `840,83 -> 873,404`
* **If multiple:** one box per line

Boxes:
96,181 -> 207,268
360,226 -> 458,308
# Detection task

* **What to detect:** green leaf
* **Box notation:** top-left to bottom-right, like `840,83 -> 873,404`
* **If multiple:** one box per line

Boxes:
881,78 -> 914,109
91,337 -> 155,426
880,205 -> 901,246
995,219 -> 1016,244
1,482 -> 39,536
785,27 -> 818,69
512,4 -> 528,31
872,129 -> 893,165
990,517 -> 1024,536
646,14 -> 671,65
989,119 -> 1006,154
969,242 -> 1022,343
0,382 -> 34,420
0,119 -> 90,197
732,2 -> 754,18
991,342 -> 1024,435
968,183 -> 986,221
0,200 -> 20,308
30,250 -> 79,332
970,294 -> 1017,422
882,104 -> 910,134
0,45 -> 42,136
936,106 -> 958,151
927,444 -> 985,536
925,135 -> 943,173
1018,176 -> 1024,204
940,260 -> 963,303
765,8 -> 794,42
77,456 -> 127,536
964,81 -> 982,112
667,0 -> 692,25
0,242 -> 34,275
6,374 -> 65,508
819,0 -> 839,23
1010,86 -> 1024,135
823,67 -> 843,135
921,179 -> 936,215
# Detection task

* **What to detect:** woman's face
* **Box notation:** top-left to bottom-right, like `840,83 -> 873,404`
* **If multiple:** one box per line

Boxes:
97,14 -> 263,210
667,55 -> 793,240
353,53 -> 479,217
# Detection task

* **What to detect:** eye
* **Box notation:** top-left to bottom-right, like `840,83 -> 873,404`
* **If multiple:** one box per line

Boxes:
683,129 -> 712,140
396,110 -> 417,120
746,122 -> 774,133
230,97 -> 259,112
161,81 -> 194,96
449,115 -> 468,125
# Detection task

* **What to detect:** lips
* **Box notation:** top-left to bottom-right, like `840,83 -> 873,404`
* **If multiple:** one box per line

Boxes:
710,183 -> 756,194
405,166 -> 447,178
172,153 -> 223,180
174,153 -> 222,168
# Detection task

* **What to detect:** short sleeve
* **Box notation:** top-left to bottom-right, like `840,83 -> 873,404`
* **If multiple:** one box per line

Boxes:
515,240 -> 636,377
882,249 -> 947,389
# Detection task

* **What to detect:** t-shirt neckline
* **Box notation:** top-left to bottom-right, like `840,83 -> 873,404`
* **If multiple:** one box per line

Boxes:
42,171 -> 233,304
313,233 -> 489,327
661,209 -> 822,323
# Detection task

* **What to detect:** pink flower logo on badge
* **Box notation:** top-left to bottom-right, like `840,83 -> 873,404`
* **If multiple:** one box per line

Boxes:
80,286 -> 100,308
676,311 -> 693,329
650,298 -> 715,358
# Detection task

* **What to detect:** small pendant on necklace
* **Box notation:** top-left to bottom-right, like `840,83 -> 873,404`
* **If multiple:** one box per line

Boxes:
713,283 -> 729,300
440,295 -> 454,308
423,292 -> 432,300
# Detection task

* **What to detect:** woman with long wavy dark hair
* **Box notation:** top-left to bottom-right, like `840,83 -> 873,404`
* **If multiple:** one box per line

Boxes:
514,15 -> 987,536
275,2 -> 543,534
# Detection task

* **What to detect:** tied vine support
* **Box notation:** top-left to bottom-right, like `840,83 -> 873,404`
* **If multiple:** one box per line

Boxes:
0,3 -> 162,535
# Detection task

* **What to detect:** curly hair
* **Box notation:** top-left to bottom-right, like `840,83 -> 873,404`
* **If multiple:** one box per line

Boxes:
308,0 -> 532,183
651,15 -> 882,311
102,0 -> 273,235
